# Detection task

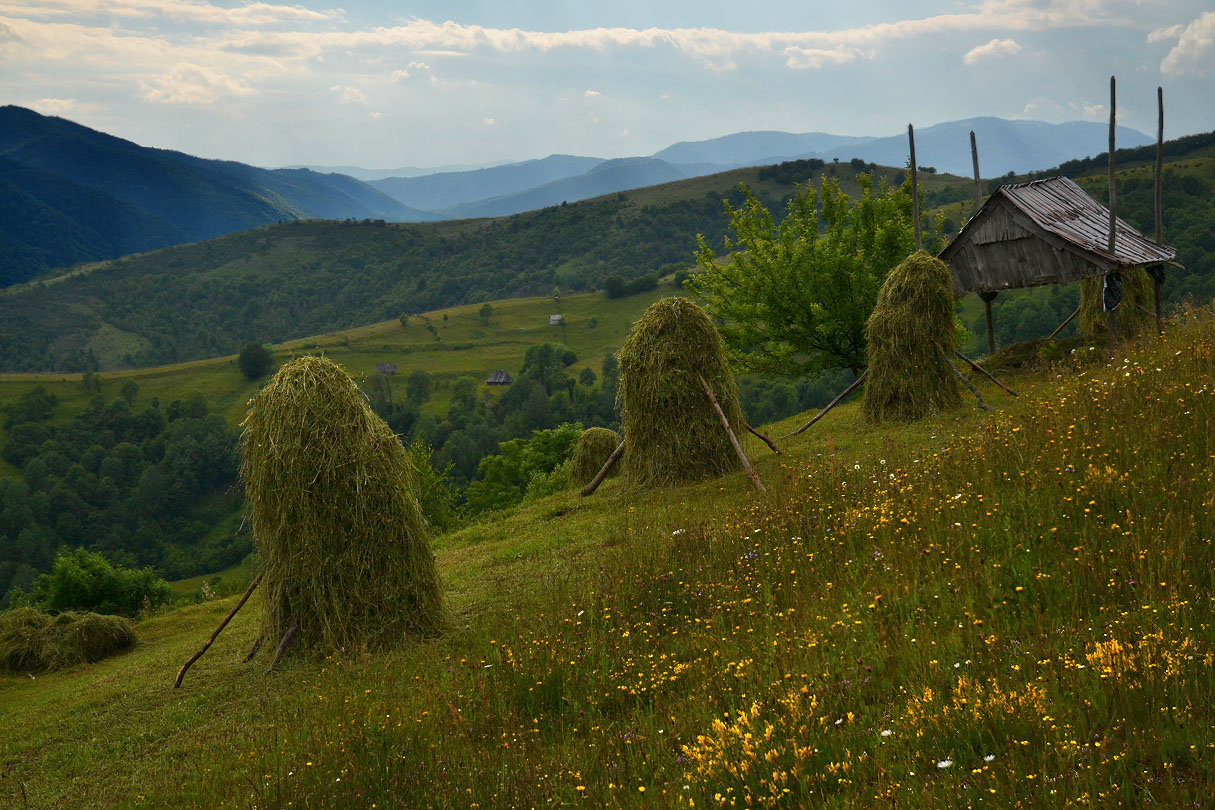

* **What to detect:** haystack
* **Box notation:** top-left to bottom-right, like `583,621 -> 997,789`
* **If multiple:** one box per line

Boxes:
1079,267 -> 1154,340
0,608 -> 135,674
242,356 -> 442,657
617,297 -> 745,488
862,251 -> 961,422
570,427 -> 621,487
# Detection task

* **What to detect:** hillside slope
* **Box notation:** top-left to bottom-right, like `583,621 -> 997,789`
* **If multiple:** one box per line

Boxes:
2,305 -> 1211,809
371,154 -> 605,210
0,106 -> 439,284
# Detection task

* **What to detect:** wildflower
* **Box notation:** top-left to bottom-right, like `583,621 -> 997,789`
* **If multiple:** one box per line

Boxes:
984,755 -> 996,762
937,760 -> 953,769
880,729 -> 892,737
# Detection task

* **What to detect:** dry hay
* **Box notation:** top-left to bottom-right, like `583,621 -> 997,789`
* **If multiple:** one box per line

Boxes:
862,250 -> 962,422
0,608 -> 135,674
1079,267 -> 1154,340
570,427 -> 621,487
617,297 -> 745,488
242,355 -> 442,656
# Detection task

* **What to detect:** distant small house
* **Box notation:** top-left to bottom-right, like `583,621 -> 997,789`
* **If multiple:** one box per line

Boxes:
375,363 -> 397,375
486,369 -> 513,386
549,314 -> 565,326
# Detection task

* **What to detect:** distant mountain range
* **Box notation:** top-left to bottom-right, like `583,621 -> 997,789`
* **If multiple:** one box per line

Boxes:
0,106 -> 1155,286
0,106 -> 438,285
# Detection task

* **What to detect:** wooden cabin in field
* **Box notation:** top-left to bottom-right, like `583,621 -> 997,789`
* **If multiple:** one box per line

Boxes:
940,176 -> 1175,296
485,369 -> 513,386
375,363 -> 397,375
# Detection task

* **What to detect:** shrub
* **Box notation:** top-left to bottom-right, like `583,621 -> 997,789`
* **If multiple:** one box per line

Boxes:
16,548 -> 169,617
238,343 -> 276,380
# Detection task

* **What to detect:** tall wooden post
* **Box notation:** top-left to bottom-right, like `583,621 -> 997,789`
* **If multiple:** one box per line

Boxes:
971,130 -> 996,355
909,123 -> 921,251
1106,76 -> 1118,357
1152,85 -> 1165,335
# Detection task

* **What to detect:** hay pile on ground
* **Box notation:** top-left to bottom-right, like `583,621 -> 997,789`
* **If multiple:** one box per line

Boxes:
862,251 -> 962,422
1079,267 -> 1154,340
0,608 -> 135,674
569,427 -> 621,487
617,297 -> 745,488
242,356 -> 442,656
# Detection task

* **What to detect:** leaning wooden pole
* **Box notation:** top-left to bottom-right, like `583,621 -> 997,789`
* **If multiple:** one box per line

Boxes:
1152,85 -> 1165,335
173,570 -> 264,688
1047,305 -> 1081,340
954,349 -> 1018,397
782,371 -> 867,439
972,130 -> 997,356
1107,75 -> 1118,358
936,344 -> 990,412
909,123 -> 921,251
699,374 -> 764,492
580,440 -> 625,497
745,422 -> 781,454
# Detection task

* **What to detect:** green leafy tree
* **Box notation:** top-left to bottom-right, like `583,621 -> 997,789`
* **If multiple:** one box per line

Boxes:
237,343 -> 275,379
688,175 -> 914,377
478,302 -> 493,324
16,547 -> 170,617
405,369 -> 433,404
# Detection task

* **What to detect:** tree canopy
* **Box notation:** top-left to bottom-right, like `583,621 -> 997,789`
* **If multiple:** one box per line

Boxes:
688,175 -> 915,378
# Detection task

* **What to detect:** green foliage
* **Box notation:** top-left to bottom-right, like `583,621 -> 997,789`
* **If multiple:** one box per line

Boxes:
0,607 -> 134,674
406,439 -> 459,532
405,368 -> 432,404
604,272 -> 659,298
478,302 -> 493,324
569,427 -> 620,487
463,423 -> 583,514
237,342 -> 275,380
2,385 -> 58,429
861,251 -> 961,422
241,356 -> 442,654
618,297 -> 744,488
12,548 -> 169,617
689,175 -> 915,378
1079,267 -> 1155,340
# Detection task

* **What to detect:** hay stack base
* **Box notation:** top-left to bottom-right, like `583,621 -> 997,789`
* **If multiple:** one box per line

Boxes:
0,608 -> 134,674
618,297 -> 747,488
242,355 -> 442,660
570,427 -> 622,488
862,251 -> 962,423
1079,267 -> 1154,340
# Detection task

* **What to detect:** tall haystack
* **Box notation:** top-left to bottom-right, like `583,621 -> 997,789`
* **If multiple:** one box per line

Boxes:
242,356 -> 441,656
862,251 -> 961,422
617,297 -> 745,488
0,608 -> 135,674
1079,267 -> 1154,340
570,427 -> 621,488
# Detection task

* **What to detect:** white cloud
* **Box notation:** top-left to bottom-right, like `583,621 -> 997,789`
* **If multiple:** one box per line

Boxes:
1019,97 -> 1106,121
29,96 -> 79,114
330,84 -> 367,104
483,117 -> 495,126
1147,23 -> 1183,44
1160,12 -> 1215,77
140,63 -> 255,104
963,37 -> 1021,65
584,89 -> 600,97
783,44 -> 867,69
2,0 -> 340,26
368,111 -> 382,119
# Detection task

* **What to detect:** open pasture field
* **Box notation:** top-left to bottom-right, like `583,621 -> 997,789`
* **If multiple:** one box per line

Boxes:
2,307 -> 1212,808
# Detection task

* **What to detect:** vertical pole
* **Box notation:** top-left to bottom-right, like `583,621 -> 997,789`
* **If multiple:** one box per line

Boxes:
908,124 -> 921,251
1107,75 -> 1118,358
971,130 -> 995,355
1153,85 -> 1165,335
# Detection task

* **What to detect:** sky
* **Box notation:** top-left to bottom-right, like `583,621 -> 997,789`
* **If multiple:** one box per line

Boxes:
2,0 -> 1213,169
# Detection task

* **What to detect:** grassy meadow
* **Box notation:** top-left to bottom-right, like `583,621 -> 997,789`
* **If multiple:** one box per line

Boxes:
2,304 -> 1212,808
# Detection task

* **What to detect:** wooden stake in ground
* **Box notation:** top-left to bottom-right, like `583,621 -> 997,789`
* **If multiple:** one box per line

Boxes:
173,571 -> 264,688
936,343 -> 991,411
1152,85 -> 1165,335
580,440 -> 625,497
1047,305 -> 1081,340
953,349 -> 1018,398
782,371 -> 867,438
267,614 -> 299,673
909,123 -> 921,251
971,130 -> 999,356
698,374 -> 764,492
745,422 -> 781,454
1107,75 -> 1119,358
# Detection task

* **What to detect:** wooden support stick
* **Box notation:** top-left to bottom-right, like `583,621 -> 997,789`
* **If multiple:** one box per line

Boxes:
936,343 -> 990,411
699,374 -> 764,492
1107,308 -> 1118,359
745,422 -> 780,454
953,349 -> 1018,397
984,298 -> 996,356
1108,76 -> 1117,255
580,440 -> 625,497
1047,306 -> 1080,340
173,571 -> 263,688
909,124 -> 921,251
241,635 -> 263,664
267,614 -> 299,673
782,371 -> 867,439
1153,86 -> 1165,335
970,130 -> 983,211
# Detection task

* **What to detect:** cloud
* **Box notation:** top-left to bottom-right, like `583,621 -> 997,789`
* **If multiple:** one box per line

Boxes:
963,37 -> 1021,65
483,117 -> 495,126
330,84 -> 367,104
1020,96 -> 1106,121
783,44 -> 867,69
29,96 -> 89,114
139,63 -> 255,104
583,89 -> 600,97
3,0 -> 341,26
1147,23 -> 1183,44
1160,12 -> 1215,77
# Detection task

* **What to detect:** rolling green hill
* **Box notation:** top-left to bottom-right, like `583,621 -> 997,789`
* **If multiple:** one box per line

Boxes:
1,302 -> 1212,808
